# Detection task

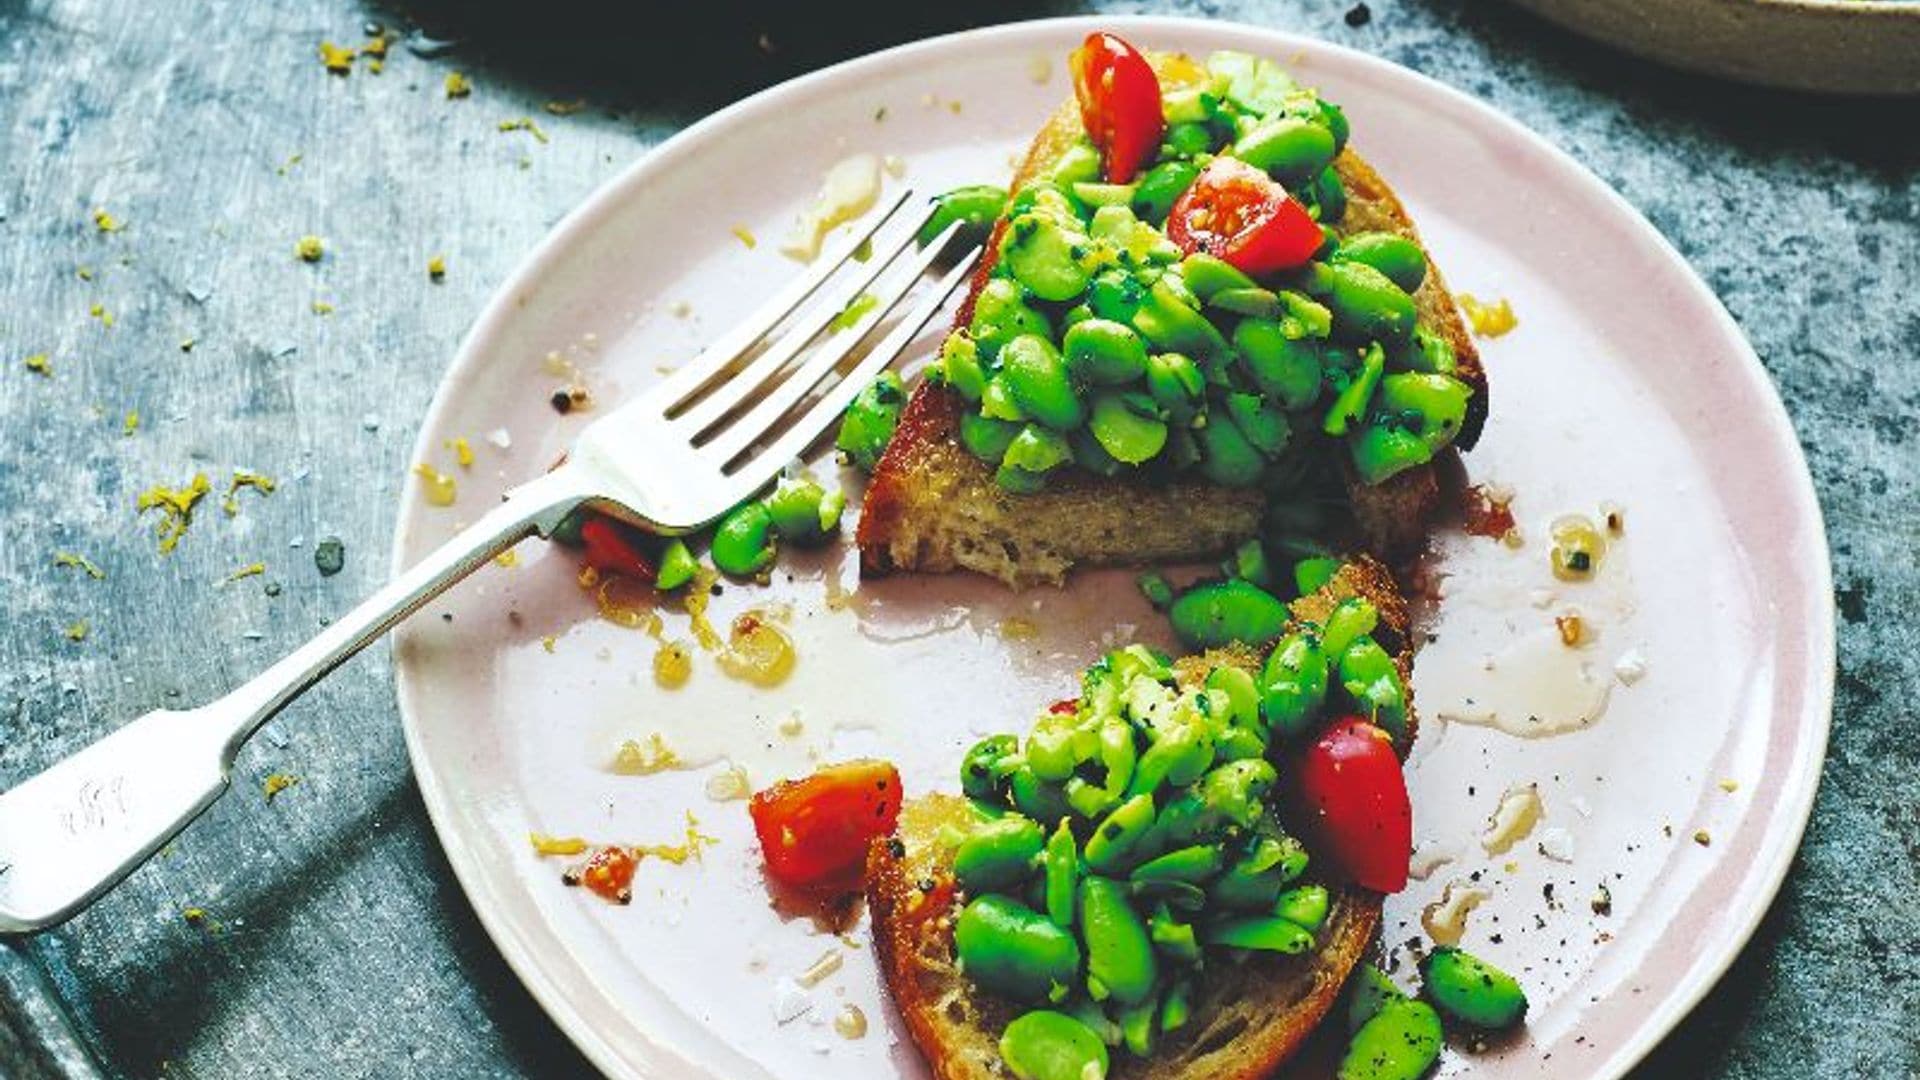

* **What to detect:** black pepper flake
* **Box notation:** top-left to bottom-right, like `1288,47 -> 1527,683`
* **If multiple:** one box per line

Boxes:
1344,2 -> 1372,27
314,536 -> 346,576
550,390 -> 574,414
887,838 -> 906,859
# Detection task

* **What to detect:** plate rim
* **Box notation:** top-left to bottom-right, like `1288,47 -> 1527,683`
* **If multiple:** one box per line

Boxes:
390,15 -> 1836,1078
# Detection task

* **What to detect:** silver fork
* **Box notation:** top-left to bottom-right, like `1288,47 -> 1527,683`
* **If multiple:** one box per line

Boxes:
0,188 -> 981,934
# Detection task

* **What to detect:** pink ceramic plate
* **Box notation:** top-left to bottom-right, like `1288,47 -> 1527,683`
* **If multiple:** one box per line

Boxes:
391,17 -> 1833,1079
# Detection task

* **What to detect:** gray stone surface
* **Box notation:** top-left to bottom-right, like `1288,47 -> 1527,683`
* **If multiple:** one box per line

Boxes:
0,0 -> 1912,1077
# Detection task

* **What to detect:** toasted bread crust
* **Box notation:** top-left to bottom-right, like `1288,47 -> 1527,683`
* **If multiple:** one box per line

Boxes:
858,51 -> 1485,588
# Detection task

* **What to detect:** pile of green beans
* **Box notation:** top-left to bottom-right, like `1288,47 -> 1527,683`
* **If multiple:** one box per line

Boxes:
892,47 -> 1474,506
953,612 -> 1404,1075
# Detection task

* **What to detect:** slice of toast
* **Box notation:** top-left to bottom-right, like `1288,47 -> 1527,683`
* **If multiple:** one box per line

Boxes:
858,51 -> 1487,589
867,557 -> 1412,1079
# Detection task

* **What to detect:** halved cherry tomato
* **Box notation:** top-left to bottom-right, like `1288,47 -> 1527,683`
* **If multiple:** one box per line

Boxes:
1166,157 -> 1322,276
578,514 -> 657,580
1069,32 -> 1164,184
1289,717 -> 1411,893
1048,698 -> 1079,715
749,759 -> 903,894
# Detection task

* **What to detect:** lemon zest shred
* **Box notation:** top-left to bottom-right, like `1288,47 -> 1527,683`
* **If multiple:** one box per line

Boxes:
318,40 -> 355,74
263,772 -> 300,800
23,353 -> 52,376
92,208 -> 123,233
224,561 -> 267,584
222,470 -> 277,516
64,619 -> 90,642
295,235 -> 325,262
530,833 -> 588,857
53,551 -> 105,579
137,473 -> 211,553
444,71 -> 471,99
123,409 -> 139,436
497,117 -> 549,143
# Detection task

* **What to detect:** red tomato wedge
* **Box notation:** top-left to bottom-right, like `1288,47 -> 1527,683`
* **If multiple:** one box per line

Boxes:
749,760 -> 903,894
1166,157 -> 1323,276
1069,32 -> 1164,184
1290,717 -> 1412,893
578,514 -> 657,580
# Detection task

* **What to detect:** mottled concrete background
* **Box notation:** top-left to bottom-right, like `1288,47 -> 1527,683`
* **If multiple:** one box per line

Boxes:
0,0 -> 1913,1077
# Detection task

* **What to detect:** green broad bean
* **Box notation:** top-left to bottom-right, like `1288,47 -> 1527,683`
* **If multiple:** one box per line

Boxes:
1163,426 -> 1202,470
1323,342 -> 1386,438
1209,837 -> 1309,911
1310,167 -> 1348,224
1160,977 -> 1193,1034
938,330 -> 987,402
1394,325 -> 1457,375
1087,268 -> 1146,324
1260,630 -> 1330,741
1275,884 -> 1331,932
1306,261 -> 1416,347
1003,216 -> 1093,303
1233,318 -> 1323,411
1179,253 -> 1258,301
1127,720 -> 1215,799
1165,114 -> 1213,152
1136,571 -> 1175,611
1150,904 -> 1201,966
1001,423 -> 1073,479
1349,425 -> 1430,486
1064,719 -> 1137,819
955,815 -> 1047,893
1227,537 -> 1276,590
1202,914 -> 1315,954
764,476 -> 834,545
1321,597 -> 1381,658
1061,304 -> 1094,331
1107,643 -> 1174,684
981,373 -> 1029,422
1377,372 -> 1473,452
1084,794 -> 1156,874
1346,963 -> 1408,1034
1225,392 -> 1291,457
1068,427 -> 1122,477
1214,727 -> 1266,763
1132,160 -> 1201,223
1294,555 -> 1341,596
1339,638 -> 1408,739
653,539 -> 697,592
960,411 -> 1023,465
1204,666 -> 1261,728
1208,286 -> 1283,319
1144,353 -> 1205,425
919,184 -> 1009,247
1011,767 -> 1073,824
1233,117 -> 1338,183
1339,999 -> 1442,1080
1168,579 -> 1289,650
1333,232 -> 1428,294
1131,278 -> 1229,362
1001,336 -> 1087,431
1207,50 -> 1298,116
1131,877 -> 1207,914
1129,844 -> 1224,885
1072,181 -> 1138,208
1422,946 -> 1529,1029
1064,319 -> 1150,386
1196,418 -> 1266,488
1198,759 -> 1278,828
1025,716 -> 1079,782
955,895 -> 1083,1004
961,734 -> 1020,802
999,1010 -> 1110,1080
1132,792 -> 1219,868
1279,289 -> 1335,339
1048,142 -> 1102,187
1009,182 -> 1083,225
1118,994 -> 1159,1058
711,501 -> 776,576
835,370 -> 905,471
971,277 -> 1053,360
1079,877 -> 1159,1006
1045,819 -> 1079,928
1319,99 -> 1351,152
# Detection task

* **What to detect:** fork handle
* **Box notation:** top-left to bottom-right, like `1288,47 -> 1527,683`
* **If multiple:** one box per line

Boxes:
0,469 -> 593,933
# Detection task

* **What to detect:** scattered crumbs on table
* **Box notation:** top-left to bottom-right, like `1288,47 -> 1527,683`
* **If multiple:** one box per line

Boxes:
224,561 -> 267,584
484,427 -> 512,450
136,472 -> 211,553
360,31 -> 389,62
262,772 -> 300,801
53,551 -> 106,579
123,409 -> 139,436
314,536 -> 346,576
1718,778 -> 1740,793
731,224 -> 757,249
446,435 -> 474,468
543,98 -> 586,116
1692,829 -> 1712,847
310,299 -> 334,315
63,619 -> 90,642
182,906 -> 213,927
427,254 -> 446,281
412,462 -> 457,506
361,413 -> 380,431
1345,2 -> 1372,27
947,99 -> 962,115
75,264 -> 93,280
318,40 -> 355,75
1591,884 -> 1613,916
295,234 -> 325,262
222,469 -> 278,516
541,634 -> 557,653
23,352 -> 52,376
179,337 -> 196,352
444,70 -> 471,99
89,302 -> 114,328
276,152 -> 303,176
264,581 -> 281,597
494,549 -> 519,569
668,299 -> 692,318
497,117 -> 549,143
873,105 -> 887,123
92,208 -> 123,233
